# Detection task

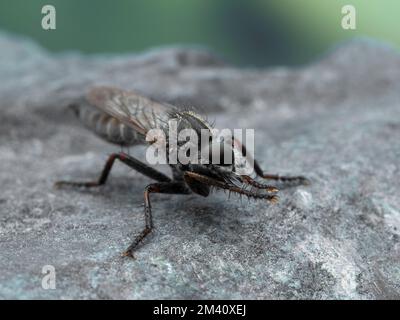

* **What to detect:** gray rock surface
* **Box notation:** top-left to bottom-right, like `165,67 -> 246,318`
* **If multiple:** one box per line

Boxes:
1,32 -> 400,299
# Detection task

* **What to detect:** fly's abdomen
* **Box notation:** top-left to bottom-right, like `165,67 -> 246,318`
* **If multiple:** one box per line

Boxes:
72,102 -> 144,146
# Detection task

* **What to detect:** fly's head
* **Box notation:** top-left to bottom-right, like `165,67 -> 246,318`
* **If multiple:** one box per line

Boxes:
165,110 -> 248,195
167,110 -> 234,165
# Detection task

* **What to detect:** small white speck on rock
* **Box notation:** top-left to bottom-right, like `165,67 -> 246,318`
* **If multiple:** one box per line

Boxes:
292,189 -> 313,211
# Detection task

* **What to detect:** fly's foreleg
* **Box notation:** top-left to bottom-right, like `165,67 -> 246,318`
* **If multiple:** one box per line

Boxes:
55,152 -> 171,188
233,138 -> 309,187
123,182 -> 190,258
253,160 -> 310,187
239,175 -> 279,193
184,172 -> 279,203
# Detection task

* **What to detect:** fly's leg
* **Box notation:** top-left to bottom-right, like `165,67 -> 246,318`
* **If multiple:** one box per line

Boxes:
123,182 -> 190,258
184,172 -> 279,203
239,175 -> 279,193
55,152 -> 171,188
233,138 -> 309,187
253,161 -> 310,186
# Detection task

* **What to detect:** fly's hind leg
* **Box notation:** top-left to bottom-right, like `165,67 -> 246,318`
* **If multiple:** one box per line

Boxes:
123,182 -> 190,258
55,152 -> 171,188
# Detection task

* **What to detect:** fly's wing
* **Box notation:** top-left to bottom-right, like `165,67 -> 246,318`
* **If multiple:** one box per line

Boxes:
86,86 -> 175,136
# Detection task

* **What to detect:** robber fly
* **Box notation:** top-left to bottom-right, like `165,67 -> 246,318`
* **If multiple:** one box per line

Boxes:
56,86 -> 309,257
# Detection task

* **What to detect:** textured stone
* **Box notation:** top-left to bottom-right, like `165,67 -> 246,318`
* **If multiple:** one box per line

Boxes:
1,32 -> 400,299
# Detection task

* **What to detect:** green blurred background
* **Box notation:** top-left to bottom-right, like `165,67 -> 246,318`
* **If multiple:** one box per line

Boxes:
0,0 -> 399,66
